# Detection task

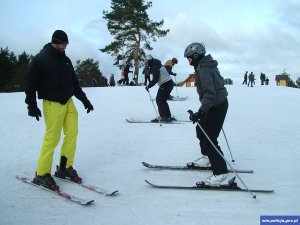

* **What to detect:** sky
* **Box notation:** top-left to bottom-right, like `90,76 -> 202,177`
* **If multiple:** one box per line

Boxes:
1,0 -> 300,83
1,84 -> 300,225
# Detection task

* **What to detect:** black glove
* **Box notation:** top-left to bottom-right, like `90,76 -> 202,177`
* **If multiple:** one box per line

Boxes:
189,110 -> 206,124
173,73 -> 177,76
28,105 -> 42,121
145,86 -> 149,92
84,100 -> 94,113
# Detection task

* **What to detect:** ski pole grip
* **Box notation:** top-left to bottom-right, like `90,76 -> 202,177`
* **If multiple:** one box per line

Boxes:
187,110 -> 193,116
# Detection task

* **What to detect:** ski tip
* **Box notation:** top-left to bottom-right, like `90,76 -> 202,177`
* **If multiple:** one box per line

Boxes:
104,190 -> 119,196
142,162 -> 149,167
145,180 -> 151,185
86,200 -> 95,205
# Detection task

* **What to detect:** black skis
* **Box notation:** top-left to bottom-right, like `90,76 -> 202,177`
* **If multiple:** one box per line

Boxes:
126,119 -> 182,124
16,176 -> 94,206
55,176 -> 118,196
145,178 -> 274,193
142,162 -> 254,174
151,96 -> 188,101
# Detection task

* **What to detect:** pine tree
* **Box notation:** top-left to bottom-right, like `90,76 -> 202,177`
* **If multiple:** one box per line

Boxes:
75,59 -> 104,87
101,0 -> 169,84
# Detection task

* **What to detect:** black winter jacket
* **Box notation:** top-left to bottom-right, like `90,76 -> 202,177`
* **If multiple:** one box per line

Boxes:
25,43 -> 88,106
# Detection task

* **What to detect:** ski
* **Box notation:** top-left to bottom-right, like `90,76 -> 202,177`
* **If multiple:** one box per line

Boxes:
55,176 -> 118,196
151,96 -> 188,101
145,179 -> 274,193
16,176 -> 94,206
126,119 -> 182,124
142,161 -> 253,174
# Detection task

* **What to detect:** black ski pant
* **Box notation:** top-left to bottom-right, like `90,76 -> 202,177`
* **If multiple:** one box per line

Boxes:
124,73 -> 129,85
144,75 -> 151,86
156,80 -> 174,118
196,98 -> 228,175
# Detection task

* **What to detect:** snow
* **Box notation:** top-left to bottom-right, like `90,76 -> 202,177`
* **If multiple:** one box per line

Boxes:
0,84 -> 300,225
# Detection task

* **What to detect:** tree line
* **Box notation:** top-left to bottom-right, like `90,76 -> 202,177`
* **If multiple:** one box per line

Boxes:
0,47 -> 106,93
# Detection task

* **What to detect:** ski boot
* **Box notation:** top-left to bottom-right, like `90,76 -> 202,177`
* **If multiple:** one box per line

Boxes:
54,156 -> 82,183
196,173 -> 228,187
33,173 -> 59,191
187,156 -> 211,168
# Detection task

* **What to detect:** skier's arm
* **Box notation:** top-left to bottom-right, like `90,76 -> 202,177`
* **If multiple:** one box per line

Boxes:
147,63 -> 160,88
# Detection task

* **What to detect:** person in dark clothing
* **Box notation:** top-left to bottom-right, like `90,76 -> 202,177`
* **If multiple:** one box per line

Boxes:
242,71 -> 248,85
164,58 -> 178,100
265,77 -> 269,85
260,73 -> 266,85
25,30 -> 94,191
184,42 -> 228,186
145,55 -> 174,122
109,74 -> 116,87
123,64 -> 132,85
142,64 -> 151,86
164,58 -> 178,76
91,78 -> 97,87
248,72 -> 255,87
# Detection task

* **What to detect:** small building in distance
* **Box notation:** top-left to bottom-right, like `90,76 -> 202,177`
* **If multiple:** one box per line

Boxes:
275,74 -> 289,86
180,74 -> 196,87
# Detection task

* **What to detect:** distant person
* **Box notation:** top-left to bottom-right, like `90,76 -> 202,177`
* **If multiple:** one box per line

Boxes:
242,71 -> 248,85
145,55 -> 174,122
184,42 -> 228,186
109,74 -> 116,87
25,30 -> 94,191
164,58 -> 178,76
164,58 -> 178,100
265,77 -> 269,85
103,76 -> 108,86
123,64 -> 132,85
142,64 -> 151,86
248,72 -> 255,87
260,73 -> 266,85
118,71 -> 125,85
91,78 -> 97,87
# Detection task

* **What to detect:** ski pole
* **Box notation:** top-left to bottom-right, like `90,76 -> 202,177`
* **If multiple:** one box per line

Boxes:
174,76 -> 179,97
222,127 -> 235,163
187,110 -> 256,199
147,90 -> 161,126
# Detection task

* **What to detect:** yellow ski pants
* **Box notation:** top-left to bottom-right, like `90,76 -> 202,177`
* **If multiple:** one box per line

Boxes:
37,98 -> 78,176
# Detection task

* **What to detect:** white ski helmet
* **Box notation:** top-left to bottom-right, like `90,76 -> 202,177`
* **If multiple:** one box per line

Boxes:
184,42 -> 206,58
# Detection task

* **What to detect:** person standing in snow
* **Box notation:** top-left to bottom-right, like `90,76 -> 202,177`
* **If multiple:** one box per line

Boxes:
123,64 -> 132,86
242,71 -> 248,85
164,57 -> 178,100
184,42 -> 228,186
109,74 -> 116,87
145,55 -> 174,122
142,64 -> 151,86
25,30 -> 94,191
248,72 -> 255,87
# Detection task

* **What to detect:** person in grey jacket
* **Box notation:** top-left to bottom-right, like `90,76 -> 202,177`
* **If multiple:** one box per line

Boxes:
184,42 -> 228,186
145,55 -> 174,122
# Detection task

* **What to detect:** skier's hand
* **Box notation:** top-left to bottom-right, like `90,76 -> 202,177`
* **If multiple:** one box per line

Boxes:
145,86 -> 149,92
173,73 -> 177,76
84,100 -> 94,113
189,110 -> 206,124
28,105 -> 42,121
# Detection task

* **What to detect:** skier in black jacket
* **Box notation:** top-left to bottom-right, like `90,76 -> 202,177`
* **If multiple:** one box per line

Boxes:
25,30 -> 94,191
145,55 -> 174,122
184,42 -> 228,186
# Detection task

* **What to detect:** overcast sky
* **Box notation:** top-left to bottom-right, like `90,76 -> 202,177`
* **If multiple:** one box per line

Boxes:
1,0 -> 299,82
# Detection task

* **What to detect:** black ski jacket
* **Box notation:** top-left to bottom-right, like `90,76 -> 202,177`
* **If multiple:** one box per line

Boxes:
25,43 -> 89,106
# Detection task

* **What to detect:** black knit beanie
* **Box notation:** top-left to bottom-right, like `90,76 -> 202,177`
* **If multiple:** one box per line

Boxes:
52,30 -> 69,44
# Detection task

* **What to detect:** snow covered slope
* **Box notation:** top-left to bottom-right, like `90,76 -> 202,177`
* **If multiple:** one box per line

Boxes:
0,84 -> 299,225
